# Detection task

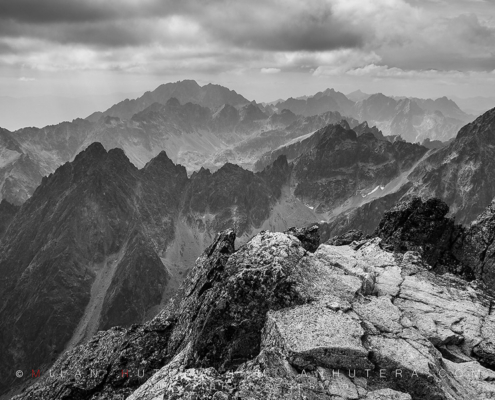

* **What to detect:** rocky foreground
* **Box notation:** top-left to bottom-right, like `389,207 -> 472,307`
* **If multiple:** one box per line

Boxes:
14,200 -> 495,400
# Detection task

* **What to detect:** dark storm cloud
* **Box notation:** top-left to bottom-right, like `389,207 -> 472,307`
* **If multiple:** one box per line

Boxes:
179,0 -> 366,52
1,0 -> 494,76
203,11 -> 364,51
0,0 -> 367,52
378,12 -> 495,72
40,22 -> 156,48
0,0 -> 116,23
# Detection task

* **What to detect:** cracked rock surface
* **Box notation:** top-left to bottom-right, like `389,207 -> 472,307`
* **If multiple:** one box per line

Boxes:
14,224 -> 495,399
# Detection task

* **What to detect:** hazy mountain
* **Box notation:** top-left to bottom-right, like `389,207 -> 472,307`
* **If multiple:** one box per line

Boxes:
346,89 -> 372,102
88,80 -> 250,121
0,82 -> 476,208
214,111 -> 360,169
411,96 -> 473,122
350,94 -> 472,142
0,98 -> 363,208
0,97 -> 300,205
0,128 -> 44,204
451,95 -> 495,116
0,93 -> 139,131
274,87 -> 354,116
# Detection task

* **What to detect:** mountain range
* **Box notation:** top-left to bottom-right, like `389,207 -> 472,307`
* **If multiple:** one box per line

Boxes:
1,79 -> 495,397
0,80 -> 476,208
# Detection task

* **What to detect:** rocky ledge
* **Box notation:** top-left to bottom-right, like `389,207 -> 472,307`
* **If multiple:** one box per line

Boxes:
14,204 -> 495,399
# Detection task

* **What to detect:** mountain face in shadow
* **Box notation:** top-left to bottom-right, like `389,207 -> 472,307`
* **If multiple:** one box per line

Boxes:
407,107 -> 495,224
321,107 -> 495,240
290,125 -> 428,212
0,141 -> 292,395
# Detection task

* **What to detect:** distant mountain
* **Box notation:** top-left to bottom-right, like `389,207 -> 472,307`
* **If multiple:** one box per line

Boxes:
274,87 -> 354,116
214,111 -> 360,168
0,128 -> 44,204
0,97 -> 362,206
88,80 -> 250,121
346,89 -> 372,102
0,97 -> 292,205
350,94 -> 473,142
0,93 -> 139,131
0,81 -> 480,211
412,96 -> 473,122
451,95 -> 495,116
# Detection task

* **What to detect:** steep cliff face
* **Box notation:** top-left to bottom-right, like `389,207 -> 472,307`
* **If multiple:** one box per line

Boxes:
13,217 -> 495,400
0,143 -> 188,394
408,108 -> 495,224
182,158 -> 288,236
319,107 -> 495,239
0,199 -> 19,239
290,126 -> 428,211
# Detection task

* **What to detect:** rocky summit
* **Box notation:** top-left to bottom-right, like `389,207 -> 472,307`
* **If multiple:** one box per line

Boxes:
13,198 -> 495,400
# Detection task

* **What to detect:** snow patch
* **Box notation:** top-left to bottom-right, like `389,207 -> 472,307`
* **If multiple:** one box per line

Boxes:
362,185 -> 385,198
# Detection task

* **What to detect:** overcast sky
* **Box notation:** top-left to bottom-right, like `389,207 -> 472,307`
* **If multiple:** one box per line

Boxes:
1,0 -> 495,105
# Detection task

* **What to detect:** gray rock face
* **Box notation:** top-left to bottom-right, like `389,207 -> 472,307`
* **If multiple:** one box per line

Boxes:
372,196 -> 495,289
407,107 -> 495,225
288,124 -> 427,212
14,225 -> 495,400
454,199 -> 495,288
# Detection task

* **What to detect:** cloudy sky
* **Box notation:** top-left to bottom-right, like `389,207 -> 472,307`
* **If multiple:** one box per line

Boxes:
1,0 -> 495,107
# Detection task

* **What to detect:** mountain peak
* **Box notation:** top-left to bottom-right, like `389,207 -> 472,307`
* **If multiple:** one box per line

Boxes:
75,142 -> 107,162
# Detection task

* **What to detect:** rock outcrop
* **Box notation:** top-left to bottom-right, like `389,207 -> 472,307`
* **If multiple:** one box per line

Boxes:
14,221 -> 495,400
